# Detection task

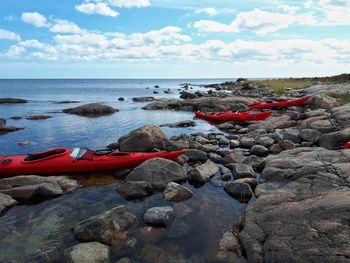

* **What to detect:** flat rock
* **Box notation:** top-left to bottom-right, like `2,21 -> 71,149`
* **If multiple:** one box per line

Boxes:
143,206 -> 174,227
188,160 -> 219,184
116,181 -> 153,200
0,98 -> 27,104
26,115 -> 52,120
64,242 -> 110,263
231,163 -> 256,179
163,182 -> 193,202
160,120 -> 196,128
299,128 -> 321,143
132,96 -> 155,102
73,205 -> 136,245
63,103 -> 118,117
127,158 -> 187,190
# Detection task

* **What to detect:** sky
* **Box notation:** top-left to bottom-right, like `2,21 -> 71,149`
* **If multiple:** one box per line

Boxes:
0,0 -> 349,78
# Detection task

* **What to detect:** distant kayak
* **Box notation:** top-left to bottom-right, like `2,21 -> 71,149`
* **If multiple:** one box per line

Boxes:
249,96 -> 310,110
195,111 -> 272,122
0,148 -> 185,176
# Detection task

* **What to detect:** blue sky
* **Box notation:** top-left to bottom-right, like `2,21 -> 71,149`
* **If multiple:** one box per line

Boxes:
0,0 -> 349,78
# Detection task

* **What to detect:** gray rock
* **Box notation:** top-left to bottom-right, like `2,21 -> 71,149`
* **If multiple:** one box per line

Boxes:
224,183 -> 253,203
160,120 -> 196,128
63,103 -> 117,117
243,155 -> 266,172
116,181 -> 153,200
270,144 -> 283,154
221,152 -> 246,164
218,231 -> 242,255
208,152 -> 222,162
0,193 -> 17,216
173,203 -> 193,218
231,163 -> 255,179
265,115 -> 297,132
64,242 -> 110,263
221,173 -> 232,181
299,128 -> 321,143
118,125 -> 171,152
219,137 -> 230,145
319,128 -> 350,150
240,137 -> 256,149
307,94 -> 338,110
250,145 -> 269,156
18,141 -> 32,146
26,115 -> 52,120
163,182 -> 193,202
184,149 -> 207,162
230,140 -> 240,148
127,158 -> 187,190
279,140 -> 295,150
132,96 -> 155,102
234,178 -> 257,191
143,206 -> 174,227
188,161 -> 219,184
256,136 -> 275,147
0,98 -> 27,104
282,130 -> 301,143
167,219 -> 190,238
195,136 -> 210,144
199,143 -> 220,153
219,165 -> 231,175
73,205 -> 136,245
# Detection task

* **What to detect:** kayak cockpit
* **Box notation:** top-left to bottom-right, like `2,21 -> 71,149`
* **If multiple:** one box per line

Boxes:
22,148 -> 68,163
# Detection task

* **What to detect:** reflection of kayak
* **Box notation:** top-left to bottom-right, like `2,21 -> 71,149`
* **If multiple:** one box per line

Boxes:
195,111 -> 272,122
249,96 -> 310,110
0,148 -> 186,175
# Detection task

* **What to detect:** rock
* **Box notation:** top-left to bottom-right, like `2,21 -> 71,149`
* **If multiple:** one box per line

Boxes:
163,182 -> 193,202
240,137 -> 256,149
221,173 -> 232,181
0,98 -> 27,104
0,118 -> 24,134
55,100 -> 80,104
199,143 -> 219,153
10,116 -> 22,120
270,144 -> 283,154
18,141 -> 32,146
167,219 -> 190,238
217,122 -> 234,130
250,145 -> 269,157
135,226 -> 166,243
265,115 -> 297,132
118,125 -> 171,152
173,203 -> 193,218
112,237 -> 137,257
143,206 -> 174,227
73,205 -> 136,245
160,120 -> 196,128
154,85 -> 159,88
230,140 -> 240,148
132,97 -> 155,102
243,155 -> 266,172
279,140 -> 295,150
230,103 -> 249,112
224,183 -> 253,203
26,115 -> 52,120
115,258 -> 133,263
127,158 -> 187,190
299,129 -> 321,143
188,161 -> 219,184
256,136 -> 275,147
220,165 -> 231,175
106,142 -> 119,149
231,164 -> 255,179
0,118 -> 5,127
319,128 -> 350,150
308,94 -> 338,110
118,97 -> 125,101
282,129 -> 301,143
195,136 -> 209,144
153,91 -> 159,94
219,137 -> 230,145
64,242 -> 110,263
180,91 -> 198,99
63,103 -> 118,117
221,152 -> 246,164
116,181 -> 153,200
0,193 -> 17,216
234,178 -> 258,191
218,231 -> 242,256
208,152 -> 222,162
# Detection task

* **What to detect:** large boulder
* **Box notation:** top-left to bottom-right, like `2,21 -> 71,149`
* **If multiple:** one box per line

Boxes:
265,115 -> 297,132
319,128 -> 350,150
188,161 -> 219,184
63,103 -> 118,117
0,193 -> 17,216
73,205 -> 137,245
118,125 -> 171,152
307,94 -> 338,110
64,242 -> 110,263
127,158 -> 187,190
116,181 -> 154,200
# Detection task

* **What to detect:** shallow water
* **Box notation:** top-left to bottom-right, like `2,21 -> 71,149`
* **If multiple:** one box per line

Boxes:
0,79 -> 247,263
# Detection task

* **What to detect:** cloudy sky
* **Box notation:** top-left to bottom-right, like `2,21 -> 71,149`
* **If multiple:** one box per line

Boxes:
0,0 -> 349,78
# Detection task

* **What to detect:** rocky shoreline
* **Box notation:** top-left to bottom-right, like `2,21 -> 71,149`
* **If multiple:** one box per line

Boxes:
1,79 -> 350,262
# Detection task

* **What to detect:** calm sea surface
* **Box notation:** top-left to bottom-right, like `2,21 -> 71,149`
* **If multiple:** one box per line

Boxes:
0,79 -> 247,263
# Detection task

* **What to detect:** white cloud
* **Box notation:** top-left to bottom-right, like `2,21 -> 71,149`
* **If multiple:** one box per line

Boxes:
318,0 -> 350,24
277,4 -> 301,14
193,20 -> 234,33
195,8 -> 218,16
304,0 -> 313,8
50,20 -> 84,34
21,12 -> 48,27
0,29 -> 21,41
75,2 -> 119,17
108,0 -> 150,8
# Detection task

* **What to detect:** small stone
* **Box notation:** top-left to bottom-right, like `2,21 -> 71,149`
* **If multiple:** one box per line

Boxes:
250,145 -> 269,157
299,129 -> 321,143
118,97 -> 125,101
188,161 -> 219,184
143,206 -> 174,227
184,149 -> 208,163
231,164 -> 255,179
234,178 -> 257,191
256,136 -> 275,147
224,183 -> 253,203
221,152 -> 246,164
240,138 -> 256,148
163,182 -> 193,202
279,140 -> 295,150
229,140 -> 240,148
243,155 -> 266,172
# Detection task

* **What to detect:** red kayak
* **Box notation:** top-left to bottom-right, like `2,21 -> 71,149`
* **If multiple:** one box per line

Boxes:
195,111 -> 272,122
0,148 -> 185,176
343,141 -> 350,149
249,96 -> 310,110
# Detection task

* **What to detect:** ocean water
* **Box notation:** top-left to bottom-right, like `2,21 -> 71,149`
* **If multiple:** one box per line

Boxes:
0,79 -> 247,263
0,79 -> 232,155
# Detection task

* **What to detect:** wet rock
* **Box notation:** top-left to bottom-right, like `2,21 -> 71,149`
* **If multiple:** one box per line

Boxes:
127,158 -> 187,190
0,98 -> 27,104
118,125 -> 171,152
180,91 -> 198,99
143,206 -> 174,227
63,103 -> 118,117
219,136 -> 230,145
221,173 -> 232,181
0,118 -> 24,134
243,155 -> 266,172
55,100 -> 80,104
240,137 -> 256,149
308,94 -> 338,110
10,116 -> 22,120
221,152 -> 246,164
0,193 -> 17,216
26,115 -> 52,120
154,85 -> 160,88
106,142 -> 119,149
116,181 -> 153,200
167,219 -> 190,238
153,91 -> 159,94
319,128 -> 350,150
112,237 -> 137,257
73,205 -> 136,245
220,165 -> 231,175
188,161 -> 219,184
132,96 -> 155,102
160,120 -> 196,128
18,141 -> 32,146
250,145 -> 269,157
64,242 -> 110,263
163,182 -> 193,202
234,178 -> 257,191
118,97 -> 125,101
299,128 -> 321,143
231,163 -> 255,179
256,136 -> 275,147
135,226 -> 166,243
0,118 -> 6,127
224,183 -> 253,203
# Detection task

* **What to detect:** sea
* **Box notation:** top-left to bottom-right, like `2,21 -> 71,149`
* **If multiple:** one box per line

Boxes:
0,79 -> 247,263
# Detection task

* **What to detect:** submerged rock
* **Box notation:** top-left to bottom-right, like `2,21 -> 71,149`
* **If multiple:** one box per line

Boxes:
0,118 -> 24,134
64,242 -> 110,263
118,125 -> 171,152
73,205 -> 136,245
167,219 -> 190,238
135,226 -> 166,243
163,182 -> 193,202
143,206 -> 174,227
116,181 -> 153,200
63,103 -> 118,117
127,158 -> 187,190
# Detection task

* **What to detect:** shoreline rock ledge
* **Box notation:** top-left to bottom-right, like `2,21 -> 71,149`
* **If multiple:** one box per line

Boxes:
239,147 -> 350,263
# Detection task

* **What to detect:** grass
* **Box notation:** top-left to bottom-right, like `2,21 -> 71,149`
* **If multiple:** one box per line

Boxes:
251,73 -> 350,95
326,92 -> 350,105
